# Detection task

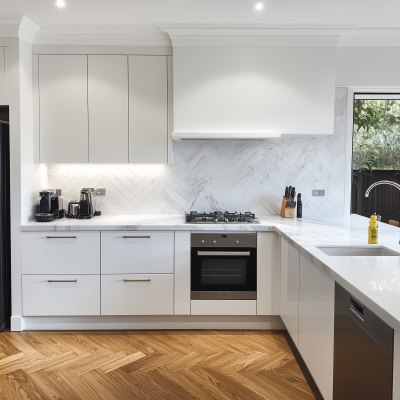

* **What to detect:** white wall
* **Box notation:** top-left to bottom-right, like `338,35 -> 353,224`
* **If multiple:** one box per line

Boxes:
336,46 -> 400,87
8,37 -> 47,330
19,39 -> 47,223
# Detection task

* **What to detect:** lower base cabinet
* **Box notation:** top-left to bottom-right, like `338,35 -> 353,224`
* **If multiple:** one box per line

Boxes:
280,237 -> 300,347
101,274 -> 174,315
299,254 -> 335,400
22,275 -> 100,316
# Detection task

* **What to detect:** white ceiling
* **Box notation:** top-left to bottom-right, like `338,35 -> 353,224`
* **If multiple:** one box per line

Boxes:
2,0 -> 400,28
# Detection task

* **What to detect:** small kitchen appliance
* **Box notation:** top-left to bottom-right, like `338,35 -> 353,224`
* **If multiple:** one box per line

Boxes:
39,190 -> 53,214
78,188 -> 97,219
191,233 -> 257,300
186,211 -> 258,224
67,201 -> 80,218
35,190 -> 57,222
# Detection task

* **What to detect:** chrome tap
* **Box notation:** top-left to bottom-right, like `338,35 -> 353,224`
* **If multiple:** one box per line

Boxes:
365,180 -> 400,197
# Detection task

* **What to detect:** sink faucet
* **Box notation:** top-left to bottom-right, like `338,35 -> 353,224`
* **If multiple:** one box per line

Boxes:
365,180 -> 400,197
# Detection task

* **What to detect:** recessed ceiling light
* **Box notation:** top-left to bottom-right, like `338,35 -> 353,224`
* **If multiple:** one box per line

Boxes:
56,0 -> 65,7
255,3 -> 263,10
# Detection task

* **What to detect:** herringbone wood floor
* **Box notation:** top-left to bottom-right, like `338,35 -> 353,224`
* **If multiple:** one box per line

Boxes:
0,330 -> 316,400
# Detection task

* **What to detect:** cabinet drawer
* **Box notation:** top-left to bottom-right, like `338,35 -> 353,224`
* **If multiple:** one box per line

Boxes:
22,275 -> 100,316
191,300 -> 257,316
22,232 -> 100,274
101,232 -> 174,274
101,274 -> 173,315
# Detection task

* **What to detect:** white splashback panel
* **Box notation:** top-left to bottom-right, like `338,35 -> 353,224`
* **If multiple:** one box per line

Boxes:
48,88 -> 347,217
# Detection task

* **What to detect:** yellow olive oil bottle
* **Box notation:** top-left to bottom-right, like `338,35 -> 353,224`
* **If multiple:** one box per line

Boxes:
368,213 -> 378,244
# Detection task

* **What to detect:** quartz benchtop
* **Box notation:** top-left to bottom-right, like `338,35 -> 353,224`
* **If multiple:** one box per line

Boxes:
21,214 -> 400,331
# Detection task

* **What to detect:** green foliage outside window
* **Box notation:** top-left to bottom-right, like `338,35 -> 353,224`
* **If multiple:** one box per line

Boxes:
353,99 -> 400,175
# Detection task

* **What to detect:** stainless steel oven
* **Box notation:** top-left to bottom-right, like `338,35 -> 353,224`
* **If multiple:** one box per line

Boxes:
191,233 -> 257,300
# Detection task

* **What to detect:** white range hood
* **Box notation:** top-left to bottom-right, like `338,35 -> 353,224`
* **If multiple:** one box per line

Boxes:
160,24 -> 352,140
171,131 -> 280,140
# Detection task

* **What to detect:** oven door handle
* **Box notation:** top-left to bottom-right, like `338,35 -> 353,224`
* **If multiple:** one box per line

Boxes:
197,251 -> 251,256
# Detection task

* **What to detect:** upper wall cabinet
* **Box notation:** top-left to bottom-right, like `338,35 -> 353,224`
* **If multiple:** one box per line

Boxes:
39,55 -> 89,163
88,55 -> 129,163
129,56 -> 168,164
36,54 -> 170,164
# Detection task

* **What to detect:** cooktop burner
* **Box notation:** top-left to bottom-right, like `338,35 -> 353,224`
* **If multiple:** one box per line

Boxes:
186,211 -> 259,224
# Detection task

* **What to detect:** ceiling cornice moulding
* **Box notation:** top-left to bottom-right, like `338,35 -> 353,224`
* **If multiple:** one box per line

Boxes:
338,28 -> 400,46
159,24 -> 400,46
0,15 -> 40,43
159,24 -> 355,46
34,25 -> 171,46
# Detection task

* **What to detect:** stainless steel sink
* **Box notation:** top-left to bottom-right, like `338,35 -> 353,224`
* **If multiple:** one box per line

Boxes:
316,245 -> 400,257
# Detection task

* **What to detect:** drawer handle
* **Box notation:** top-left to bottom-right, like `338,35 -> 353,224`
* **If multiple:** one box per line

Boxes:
46,236 -> 77,239
123,279 -> 151,282
123,236 -> 151,239
48,280 -> 78,283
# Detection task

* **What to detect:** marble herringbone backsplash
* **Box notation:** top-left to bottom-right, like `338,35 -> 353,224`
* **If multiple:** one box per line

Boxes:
48,88 -> 348,217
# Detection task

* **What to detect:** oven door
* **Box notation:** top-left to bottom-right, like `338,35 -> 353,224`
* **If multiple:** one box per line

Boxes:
191,247 -> 257,300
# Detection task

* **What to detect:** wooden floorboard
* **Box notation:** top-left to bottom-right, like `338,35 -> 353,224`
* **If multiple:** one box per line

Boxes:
0,330 -> 316,399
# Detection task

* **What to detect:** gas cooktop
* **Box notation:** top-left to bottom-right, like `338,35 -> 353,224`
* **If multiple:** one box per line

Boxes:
186,211 -> 259,224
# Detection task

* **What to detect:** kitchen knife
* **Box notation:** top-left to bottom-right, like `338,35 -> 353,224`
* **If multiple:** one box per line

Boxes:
285,186 -> 289,197
286,201 -> 297,208
291,187 -> 296,199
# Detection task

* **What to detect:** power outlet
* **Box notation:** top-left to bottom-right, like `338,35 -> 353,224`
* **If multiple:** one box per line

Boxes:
96,188 -> 106,196
312,190 -> 325,196
55,189 -> 62,196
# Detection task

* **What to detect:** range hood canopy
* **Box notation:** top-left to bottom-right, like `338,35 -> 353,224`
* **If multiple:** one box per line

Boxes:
171,131 -> 280,140
161,24 -> 354,140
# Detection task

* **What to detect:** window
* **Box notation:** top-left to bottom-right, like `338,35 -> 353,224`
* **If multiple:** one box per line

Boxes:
351,94 -> 400,224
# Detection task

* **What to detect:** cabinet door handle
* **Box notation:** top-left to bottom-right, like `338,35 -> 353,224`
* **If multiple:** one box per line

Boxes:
46,236 -> 77,239
48,280 -> 78,283
123,236 -> 151,239
123,279 -> 151,282
197,251 -> 251,256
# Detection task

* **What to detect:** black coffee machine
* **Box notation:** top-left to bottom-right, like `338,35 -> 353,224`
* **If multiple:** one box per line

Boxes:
36,190 -> 62,222
39,190 -> 53,214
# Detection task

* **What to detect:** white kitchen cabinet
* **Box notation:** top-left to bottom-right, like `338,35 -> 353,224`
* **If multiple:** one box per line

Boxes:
0,47 -> 5,105
22,275 -> 100,316
299,253 -> 335,400
129,55 -> 168,163
191,300 -> 257,316
88,55 -> 128,163
21,232 -> 100,275
257,232 -> 280,315
101,231 -> 174,274
280,237 -> 300,347
174,231 -> 191,315
101,274 -> 174,315
39,55 -> 88,163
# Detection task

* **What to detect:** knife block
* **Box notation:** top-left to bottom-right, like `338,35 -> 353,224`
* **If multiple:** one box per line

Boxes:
280,197 -> 295,218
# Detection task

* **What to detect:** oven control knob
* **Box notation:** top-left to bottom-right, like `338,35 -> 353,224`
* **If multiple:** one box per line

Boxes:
201,240 -> 205,244
213,240 -> 217,244
236,240 -> 239,244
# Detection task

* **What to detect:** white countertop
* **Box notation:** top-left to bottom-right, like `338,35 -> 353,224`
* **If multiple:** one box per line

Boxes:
21,214 -> 400,331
